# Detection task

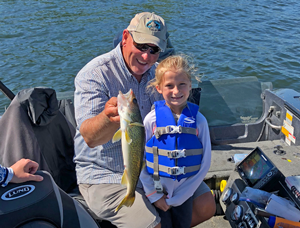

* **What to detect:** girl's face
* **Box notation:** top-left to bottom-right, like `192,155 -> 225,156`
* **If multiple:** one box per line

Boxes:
156,70 -> 192,114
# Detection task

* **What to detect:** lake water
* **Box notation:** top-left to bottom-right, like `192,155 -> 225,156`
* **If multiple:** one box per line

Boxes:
1,0 -> 300,113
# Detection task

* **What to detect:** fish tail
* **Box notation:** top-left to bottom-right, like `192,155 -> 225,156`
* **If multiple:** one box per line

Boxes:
114,194 -> 135,212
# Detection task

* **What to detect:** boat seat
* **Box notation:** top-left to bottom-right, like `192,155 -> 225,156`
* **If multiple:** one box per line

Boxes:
0,87 -> 77,193
56,90 -> 77,129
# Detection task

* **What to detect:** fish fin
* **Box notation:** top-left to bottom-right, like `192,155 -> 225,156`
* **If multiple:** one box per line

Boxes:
115,194 -> 135,213
112,129 -> 122,143
125,130 -> 132,144
129,122 -> 144,128
121,169 -> 128,186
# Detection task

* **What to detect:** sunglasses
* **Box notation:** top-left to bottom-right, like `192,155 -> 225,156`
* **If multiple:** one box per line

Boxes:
129,32 -> 161,55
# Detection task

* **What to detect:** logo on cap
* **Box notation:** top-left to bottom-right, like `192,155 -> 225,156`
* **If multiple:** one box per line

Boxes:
146,20 -> 161,31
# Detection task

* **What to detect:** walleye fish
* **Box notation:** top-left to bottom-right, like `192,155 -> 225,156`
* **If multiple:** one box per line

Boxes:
112,89 -> 145,212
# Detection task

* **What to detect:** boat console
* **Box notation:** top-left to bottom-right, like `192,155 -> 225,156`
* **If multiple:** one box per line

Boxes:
220,147 -> 286,228
220,146 -> 300,228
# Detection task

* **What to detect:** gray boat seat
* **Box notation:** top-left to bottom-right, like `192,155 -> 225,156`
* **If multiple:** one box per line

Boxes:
0,87 -> 77,193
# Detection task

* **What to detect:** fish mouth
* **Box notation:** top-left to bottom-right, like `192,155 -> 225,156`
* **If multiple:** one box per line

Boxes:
118,89 -> 132,105
118,89 -> 134,119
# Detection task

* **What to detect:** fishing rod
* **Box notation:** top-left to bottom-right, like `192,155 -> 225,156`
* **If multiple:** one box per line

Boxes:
0,80 -> 15,101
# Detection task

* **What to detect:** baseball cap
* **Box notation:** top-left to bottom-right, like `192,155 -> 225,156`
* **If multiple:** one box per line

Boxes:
127,12 -> 167,52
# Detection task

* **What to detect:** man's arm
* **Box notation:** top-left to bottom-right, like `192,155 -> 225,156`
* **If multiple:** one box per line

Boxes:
79,97 -> 120,148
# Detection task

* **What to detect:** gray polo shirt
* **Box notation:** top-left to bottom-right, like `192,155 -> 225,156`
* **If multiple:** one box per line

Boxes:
74,44 -> 162,185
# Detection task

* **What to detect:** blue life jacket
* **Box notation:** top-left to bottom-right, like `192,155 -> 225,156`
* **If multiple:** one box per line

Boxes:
145,100 -> 203,181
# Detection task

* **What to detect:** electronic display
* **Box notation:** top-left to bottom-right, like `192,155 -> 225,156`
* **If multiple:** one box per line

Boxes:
238,148 -> 274,186
236,147 -> 283,191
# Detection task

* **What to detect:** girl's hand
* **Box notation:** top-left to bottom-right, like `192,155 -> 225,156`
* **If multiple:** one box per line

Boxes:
154,194 -> 170,212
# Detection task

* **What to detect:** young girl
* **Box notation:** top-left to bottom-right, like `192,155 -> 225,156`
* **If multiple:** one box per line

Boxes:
140,55 -> 214,227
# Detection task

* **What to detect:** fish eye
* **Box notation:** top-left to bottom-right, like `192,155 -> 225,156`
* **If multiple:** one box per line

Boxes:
133,98 -> 137,104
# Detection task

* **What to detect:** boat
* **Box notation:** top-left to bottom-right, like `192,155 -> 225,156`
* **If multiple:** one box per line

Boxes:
1,74 -> 300,227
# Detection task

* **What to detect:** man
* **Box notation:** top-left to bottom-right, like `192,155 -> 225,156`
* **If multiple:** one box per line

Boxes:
0,159 -> 43,187
74,12 -> 215,228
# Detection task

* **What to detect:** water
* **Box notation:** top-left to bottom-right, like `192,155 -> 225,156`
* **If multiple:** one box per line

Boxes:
1,0 -> 300,113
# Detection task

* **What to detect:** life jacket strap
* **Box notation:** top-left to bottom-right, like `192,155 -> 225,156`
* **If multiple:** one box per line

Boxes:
152,146 -> 164,193
153,146 -> 159,180
154,125 -> 196,139
145,146 -> 203,159
147,161 -> 201,176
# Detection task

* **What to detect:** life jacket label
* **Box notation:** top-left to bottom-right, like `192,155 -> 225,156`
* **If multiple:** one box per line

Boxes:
184,117 -> 196,124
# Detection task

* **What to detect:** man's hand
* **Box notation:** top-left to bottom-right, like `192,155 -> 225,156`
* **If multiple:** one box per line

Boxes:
80,97 -> 120,147
103,97 -> 120,123
154,195 -> 170,212
10,159 -> 43,183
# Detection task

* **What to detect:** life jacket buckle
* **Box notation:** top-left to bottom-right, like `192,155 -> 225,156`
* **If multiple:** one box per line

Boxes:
168,166 -> 185,175
166,125 -> 182,134
154,180 -> 164,193
167,149 -> 186,158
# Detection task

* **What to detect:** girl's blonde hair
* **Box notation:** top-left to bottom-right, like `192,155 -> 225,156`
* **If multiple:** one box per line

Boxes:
147,54 -> 200,91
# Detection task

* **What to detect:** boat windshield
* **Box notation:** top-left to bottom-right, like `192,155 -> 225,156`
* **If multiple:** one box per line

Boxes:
198,76 -> 272,127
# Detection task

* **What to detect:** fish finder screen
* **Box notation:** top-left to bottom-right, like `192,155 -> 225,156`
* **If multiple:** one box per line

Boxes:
238,149 -> 274,186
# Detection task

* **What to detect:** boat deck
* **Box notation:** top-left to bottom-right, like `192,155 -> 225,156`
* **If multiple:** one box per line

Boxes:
193,215 -> 231,228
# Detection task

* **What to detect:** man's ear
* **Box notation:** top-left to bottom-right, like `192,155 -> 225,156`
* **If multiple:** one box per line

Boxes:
122,30 -> 129,46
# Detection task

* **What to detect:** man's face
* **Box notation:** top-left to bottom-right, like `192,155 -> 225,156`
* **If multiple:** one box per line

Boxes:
121,30 -> 160,79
